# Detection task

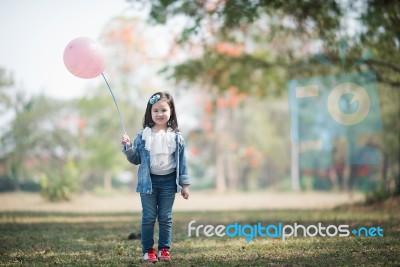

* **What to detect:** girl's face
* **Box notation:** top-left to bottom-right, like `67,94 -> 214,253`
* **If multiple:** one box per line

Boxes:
151,100 -> 171,128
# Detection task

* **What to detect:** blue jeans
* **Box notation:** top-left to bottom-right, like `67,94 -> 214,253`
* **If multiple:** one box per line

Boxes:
140,171 -> 176,253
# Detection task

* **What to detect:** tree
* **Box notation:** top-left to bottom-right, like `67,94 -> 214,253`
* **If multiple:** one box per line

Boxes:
127,0 -> 399,194
0,88 -> 82,197
0,68 -> 13,114
357,0 -> 399,194
0,68 -> 15,191
76,88 -> 128,192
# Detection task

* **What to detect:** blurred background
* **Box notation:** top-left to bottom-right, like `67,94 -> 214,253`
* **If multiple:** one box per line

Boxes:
0,0 -> 398,207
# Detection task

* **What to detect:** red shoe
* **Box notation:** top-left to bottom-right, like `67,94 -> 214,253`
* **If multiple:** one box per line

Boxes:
158,248 -> 171,261
143,248 -> 158,262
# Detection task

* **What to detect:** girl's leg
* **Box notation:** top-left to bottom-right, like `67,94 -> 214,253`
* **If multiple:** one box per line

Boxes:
140,190 -> 158,254
157,172 -> 177,250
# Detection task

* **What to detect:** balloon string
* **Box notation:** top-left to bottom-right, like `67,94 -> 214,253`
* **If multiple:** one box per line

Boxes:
101,73 -> 126,134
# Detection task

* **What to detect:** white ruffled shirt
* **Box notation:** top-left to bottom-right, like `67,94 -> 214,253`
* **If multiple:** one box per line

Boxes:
142,127 -> 177,175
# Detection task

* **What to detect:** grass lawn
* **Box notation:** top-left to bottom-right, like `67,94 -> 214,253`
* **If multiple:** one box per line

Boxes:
1,201 -> 399,266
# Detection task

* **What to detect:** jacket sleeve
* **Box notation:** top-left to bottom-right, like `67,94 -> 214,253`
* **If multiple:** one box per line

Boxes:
122,132 -> 142,165
178,134 -> 190,186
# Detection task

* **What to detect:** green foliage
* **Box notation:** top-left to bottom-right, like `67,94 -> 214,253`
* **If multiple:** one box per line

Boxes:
141,0 -> 342,41
0,175 -> 16,192
144,0 -> 399,93
0,93 -> 81,193
0,68 -> 13,113
365,188 -> 391,205
137,0 -> 344,97
1,18 -> 146,198
0,74 -> 138,198
134,0 -> 400,194
170,51 -> 286,97
1,1 -> 398,198
39,160 -> 80,202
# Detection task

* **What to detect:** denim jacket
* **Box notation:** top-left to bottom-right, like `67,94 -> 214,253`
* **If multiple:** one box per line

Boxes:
122,129 -> 190,194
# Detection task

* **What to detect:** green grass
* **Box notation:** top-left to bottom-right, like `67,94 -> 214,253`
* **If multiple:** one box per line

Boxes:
0,208 -> 399,266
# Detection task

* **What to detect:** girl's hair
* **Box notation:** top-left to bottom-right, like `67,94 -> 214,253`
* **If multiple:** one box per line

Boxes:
142,91 -> 179,131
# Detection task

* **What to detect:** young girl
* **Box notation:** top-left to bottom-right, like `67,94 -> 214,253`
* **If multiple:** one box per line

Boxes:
121,91 -> 190,262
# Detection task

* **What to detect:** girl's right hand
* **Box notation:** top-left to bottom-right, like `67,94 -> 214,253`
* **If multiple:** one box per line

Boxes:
121,133 -> 132,148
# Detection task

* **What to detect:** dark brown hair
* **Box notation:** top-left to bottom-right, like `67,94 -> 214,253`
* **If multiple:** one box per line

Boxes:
142,91 -> 179,131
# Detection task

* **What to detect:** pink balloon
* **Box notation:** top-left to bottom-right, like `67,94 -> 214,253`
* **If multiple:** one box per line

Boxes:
63,37 -> 105,79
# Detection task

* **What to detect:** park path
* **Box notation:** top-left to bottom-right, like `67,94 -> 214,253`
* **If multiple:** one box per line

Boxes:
0,191 -> 364,213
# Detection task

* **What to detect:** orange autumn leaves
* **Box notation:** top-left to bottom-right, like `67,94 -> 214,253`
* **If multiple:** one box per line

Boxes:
190,87 -> 261,169
215,42 -> 244,58
201,87 -> 246,135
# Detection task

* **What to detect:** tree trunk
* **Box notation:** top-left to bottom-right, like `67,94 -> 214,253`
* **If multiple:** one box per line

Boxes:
226,150 -> 238,190
291,140 -> 300,191
382,152 -> 388,192
214,101 -> 227,192
328,167 -> 339,191
103,171 -> 112,192
216,151 -> 226,192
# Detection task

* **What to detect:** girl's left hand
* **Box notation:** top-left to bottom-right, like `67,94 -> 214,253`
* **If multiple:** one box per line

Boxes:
181,185 -> 190,200
121,133 -> 132,148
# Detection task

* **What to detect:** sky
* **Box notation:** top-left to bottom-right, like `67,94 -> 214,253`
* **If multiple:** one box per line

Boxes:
0,0 -> 135,99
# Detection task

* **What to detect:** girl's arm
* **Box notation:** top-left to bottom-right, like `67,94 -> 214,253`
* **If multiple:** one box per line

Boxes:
177,134 -> 190,199
177,135 -> 190,185
122,133 -> 141,165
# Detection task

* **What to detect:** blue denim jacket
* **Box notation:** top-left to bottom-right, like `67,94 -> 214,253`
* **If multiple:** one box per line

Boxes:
122,129 -> 190,194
